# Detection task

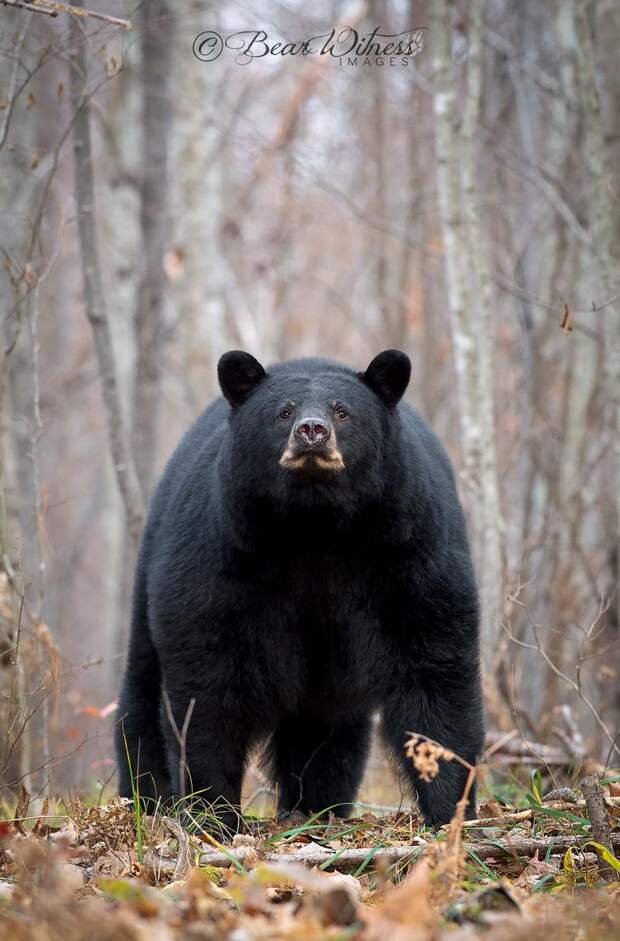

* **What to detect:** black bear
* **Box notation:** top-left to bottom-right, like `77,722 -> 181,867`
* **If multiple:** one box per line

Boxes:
116,350 -> 484,830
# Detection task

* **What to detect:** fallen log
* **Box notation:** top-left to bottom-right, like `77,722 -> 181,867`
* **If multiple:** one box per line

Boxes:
484,731 -> 570,766
198,832 -> 620,872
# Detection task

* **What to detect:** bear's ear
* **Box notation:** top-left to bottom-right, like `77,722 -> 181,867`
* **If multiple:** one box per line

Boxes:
218,351 -> 266,407
361,350 -> 411,406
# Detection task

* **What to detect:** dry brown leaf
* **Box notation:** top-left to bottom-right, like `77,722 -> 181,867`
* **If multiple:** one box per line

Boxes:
163,247 -> 185,282
560,302 -> 573,334
363,861 -> 437,941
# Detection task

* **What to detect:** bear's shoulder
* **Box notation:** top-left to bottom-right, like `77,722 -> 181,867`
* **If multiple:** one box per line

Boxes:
146,397 -> 229,529
398,402 -> 454,474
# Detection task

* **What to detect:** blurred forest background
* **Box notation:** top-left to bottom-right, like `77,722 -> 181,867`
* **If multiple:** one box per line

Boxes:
0,0 -> 619,804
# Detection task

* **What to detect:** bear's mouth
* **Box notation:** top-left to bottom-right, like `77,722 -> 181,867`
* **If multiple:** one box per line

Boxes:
279,446 -> 345,475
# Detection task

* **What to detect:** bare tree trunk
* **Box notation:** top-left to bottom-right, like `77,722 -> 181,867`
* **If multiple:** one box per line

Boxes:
172,0 -> 226,412
69,11 -> 144,546
1,9 -> 38,791
132,0 -> 172,496
431,0 -> 510,726
369,0 -> 391,343
460,0 -> 504,678
574,0 -> 620,734
431,1 -> 478,489
108,0 -> 174,669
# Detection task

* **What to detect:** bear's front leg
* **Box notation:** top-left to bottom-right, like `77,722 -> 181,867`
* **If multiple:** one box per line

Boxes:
381,657 -> 484,827
160,684 -> 252,836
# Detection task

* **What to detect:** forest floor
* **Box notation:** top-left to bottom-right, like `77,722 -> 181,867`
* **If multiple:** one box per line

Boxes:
1,766 -> 620,941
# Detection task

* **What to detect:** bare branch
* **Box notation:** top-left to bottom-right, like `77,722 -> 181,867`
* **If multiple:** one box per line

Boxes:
162,689 -> 196,799
0,0 -> 56,15
1,0 -> 131,28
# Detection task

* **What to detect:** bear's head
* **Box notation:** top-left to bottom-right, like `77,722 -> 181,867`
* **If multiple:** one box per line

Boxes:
218,350 -> 411,508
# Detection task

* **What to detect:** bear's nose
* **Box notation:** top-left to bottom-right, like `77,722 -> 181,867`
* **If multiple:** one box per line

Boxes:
294,418 -> 329,447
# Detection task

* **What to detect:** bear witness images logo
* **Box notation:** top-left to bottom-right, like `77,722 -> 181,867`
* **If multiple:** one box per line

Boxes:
192,26 -> 426,67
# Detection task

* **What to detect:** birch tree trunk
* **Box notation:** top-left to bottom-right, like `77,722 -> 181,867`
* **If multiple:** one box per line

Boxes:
431,0 -> 509,724
460,0 -> 504,679
431,1 -> 478,489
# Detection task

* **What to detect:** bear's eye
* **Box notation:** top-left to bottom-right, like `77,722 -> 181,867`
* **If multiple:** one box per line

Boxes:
334,406 -> 349,422
279,405 -> 294,420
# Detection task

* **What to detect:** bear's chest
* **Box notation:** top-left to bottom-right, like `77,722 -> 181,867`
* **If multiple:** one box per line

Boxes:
281,548 -> 373,619
274,551 -> 388,712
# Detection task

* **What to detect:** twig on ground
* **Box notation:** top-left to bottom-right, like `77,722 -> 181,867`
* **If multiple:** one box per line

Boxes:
460,809 -> 533,828
161,815 -> 192,880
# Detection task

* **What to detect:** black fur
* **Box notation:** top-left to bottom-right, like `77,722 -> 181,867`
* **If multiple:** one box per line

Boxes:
116,351 -> 484,830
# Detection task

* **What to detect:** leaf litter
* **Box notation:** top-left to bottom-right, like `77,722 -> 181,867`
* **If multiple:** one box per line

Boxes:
1,785 -> 620,940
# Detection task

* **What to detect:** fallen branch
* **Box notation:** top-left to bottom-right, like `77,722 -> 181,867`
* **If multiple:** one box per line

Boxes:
461,796 -> 620,829
198,832 -> 620,872
490,756 -> 571,767
484,730 -> 570,766
460,809 -> 533,828
142,815 -> 192,881
162,815 -> 192,880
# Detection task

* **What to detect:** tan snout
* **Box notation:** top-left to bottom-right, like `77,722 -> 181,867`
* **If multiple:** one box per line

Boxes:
279,419 -> 345,473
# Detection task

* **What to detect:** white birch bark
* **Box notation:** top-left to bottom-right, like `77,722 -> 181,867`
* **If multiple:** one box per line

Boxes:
431,2 -> 512,727
432,0 -> 504,674
460,0 -> 504,674
431,1 -> 479,493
